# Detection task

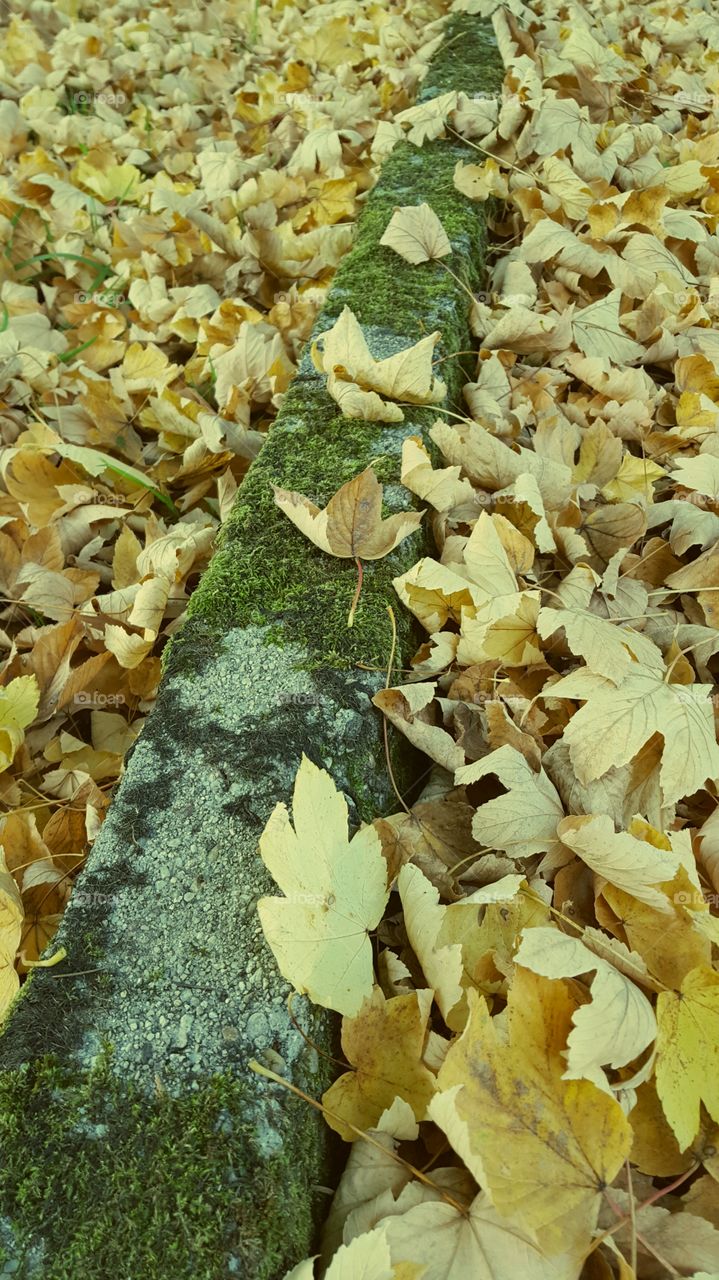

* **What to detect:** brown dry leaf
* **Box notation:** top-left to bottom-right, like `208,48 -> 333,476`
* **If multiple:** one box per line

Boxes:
273,468 -> 424,561
372,683 -> 465,773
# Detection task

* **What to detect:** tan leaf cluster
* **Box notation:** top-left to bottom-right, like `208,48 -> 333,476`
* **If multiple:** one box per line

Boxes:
272,2 -> 719,1276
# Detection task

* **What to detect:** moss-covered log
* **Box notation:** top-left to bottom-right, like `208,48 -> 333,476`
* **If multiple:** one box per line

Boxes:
0,15 -> 502,1280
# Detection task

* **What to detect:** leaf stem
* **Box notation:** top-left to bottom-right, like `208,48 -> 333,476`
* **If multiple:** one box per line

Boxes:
347,557 -> 364,627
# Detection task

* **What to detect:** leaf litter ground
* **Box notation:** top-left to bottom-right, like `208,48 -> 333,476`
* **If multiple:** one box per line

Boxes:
3,0 -> 719,1277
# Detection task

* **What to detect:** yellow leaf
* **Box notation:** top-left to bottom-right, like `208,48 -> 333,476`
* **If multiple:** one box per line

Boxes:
257,756 -> 389,1016
372,683 -> 465,774
655,966 -> 719,1150
515,925 -> 657,1089
322,987 -> 437,1140
558,814 -> 681,911
431,972 -> 632,1254
457,745 -> 565,860
311,307 -> 446,420
383,1192 -> 577,1280
379,203 -> 451,265
601,454 -> 665,503
0,675 -> 40,773
73,159 -> 142,203
550,666 -> 719,807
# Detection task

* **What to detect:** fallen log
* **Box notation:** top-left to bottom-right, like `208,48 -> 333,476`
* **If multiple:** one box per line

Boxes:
0,16 -> 502,1279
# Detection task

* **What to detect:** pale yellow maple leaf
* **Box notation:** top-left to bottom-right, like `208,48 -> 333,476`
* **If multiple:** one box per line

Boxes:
536,605 -> 663,684
395,91 -> 458,146
257,756 -> 389,1017
454,158 -> 509,201
381,1191 -> 578,1280
549,666 -> 719,806
573,289 -> 645,363
601,454 -> 665,503
558,814 -> 681,912
397,864 -> 464,1029
284,1226 -> 393,1280
541,155 -> 594,220
379,203 -> 451,264
393,557 -> 479,633
671,453 -> 719,502
457,745 -> 565,861
311,307 -> 445,420
400,436 -> 475,514
73,159 -> 142,203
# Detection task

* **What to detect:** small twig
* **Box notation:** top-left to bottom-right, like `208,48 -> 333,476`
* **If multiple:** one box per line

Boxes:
249,1058 -> 471,1215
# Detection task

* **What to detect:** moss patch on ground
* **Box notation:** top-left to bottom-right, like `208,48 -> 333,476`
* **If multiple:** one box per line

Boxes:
0,1053 -> 337,1280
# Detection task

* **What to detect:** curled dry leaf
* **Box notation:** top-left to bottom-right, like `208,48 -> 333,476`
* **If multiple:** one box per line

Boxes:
311,306 -> 446,420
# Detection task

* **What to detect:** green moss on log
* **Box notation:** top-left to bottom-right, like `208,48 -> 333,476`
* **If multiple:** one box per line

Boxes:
0,1053 -> 335,1280
181,16 -> 502,669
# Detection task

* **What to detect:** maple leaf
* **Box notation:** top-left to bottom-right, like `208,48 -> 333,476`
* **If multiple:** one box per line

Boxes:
380,1192 -> 578,1280
456,745 -> 565,861
273,468 -> 423,561
537,605 -> 663,683
284,1226 -> 393,1280
0,676 -> 40,774
257,756 -> 389,1016
379,203 -> 451,265
549,666 -> 719,806
655,965 -> 719,1150
430,971 -> 632,1254
557,814 -> 682,912
322,987 -> 437,1141
515,925 -> 657,1089
273,467 -> 424,624
311,306 -> 446,421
